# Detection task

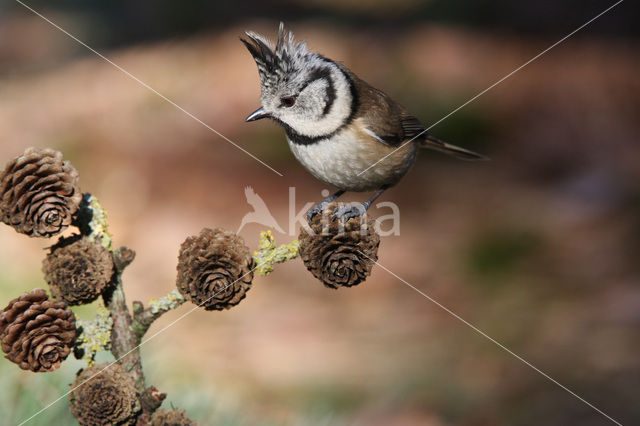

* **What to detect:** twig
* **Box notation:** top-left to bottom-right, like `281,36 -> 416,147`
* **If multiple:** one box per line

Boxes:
253,230 -> 300,275
131,290 -> 185,340
139,386 -> 167,421
104,246 -> 145,391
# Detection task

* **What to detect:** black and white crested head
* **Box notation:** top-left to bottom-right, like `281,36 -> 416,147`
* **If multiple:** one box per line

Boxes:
242,23 -> 357,144
242,23 -> 308,91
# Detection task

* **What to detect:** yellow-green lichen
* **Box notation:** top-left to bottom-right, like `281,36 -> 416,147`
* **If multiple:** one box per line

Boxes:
83,194 -> 113,250
75,301 -> 113,366
148,289 -> 185,314
253,230 -> 300,276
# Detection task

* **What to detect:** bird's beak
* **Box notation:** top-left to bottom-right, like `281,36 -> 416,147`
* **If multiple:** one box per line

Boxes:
245,107 -> 270,122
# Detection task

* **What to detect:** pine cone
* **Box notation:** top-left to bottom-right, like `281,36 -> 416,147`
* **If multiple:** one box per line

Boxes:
150,409 -> 198,426
298,203 -> 380,289
176,228 -> 254,311
0,288 -> 76,372
69,363 -> 141,426
43,235 -> 115,305
0,147 -> 81,237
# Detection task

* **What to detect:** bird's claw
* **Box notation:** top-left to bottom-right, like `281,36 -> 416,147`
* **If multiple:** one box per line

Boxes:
307,202 -> 366,223
332,204 -> 366,221
306,204 -> 325,222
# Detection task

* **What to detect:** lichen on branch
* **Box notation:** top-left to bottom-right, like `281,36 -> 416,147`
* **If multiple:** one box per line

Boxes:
132,289 -> 186,339
148,289 -> 185,313
75,300 -> 113,366
253,230 -> 300,276
75,193 -> 113,250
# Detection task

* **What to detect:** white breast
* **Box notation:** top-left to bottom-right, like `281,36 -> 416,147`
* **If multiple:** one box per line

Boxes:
287,121 -> 417,192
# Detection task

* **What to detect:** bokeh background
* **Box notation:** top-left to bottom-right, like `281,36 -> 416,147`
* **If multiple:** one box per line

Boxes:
1,1 -> 639,425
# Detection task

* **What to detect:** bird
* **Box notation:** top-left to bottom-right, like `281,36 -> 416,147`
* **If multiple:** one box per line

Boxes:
242,23 -> 487,221
237,186 -> 285,234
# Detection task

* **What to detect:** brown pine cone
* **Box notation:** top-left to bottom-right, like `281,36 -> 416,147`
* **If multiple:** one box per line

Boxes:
176,228 -> 254,311
43,235 -> 115,305
0,288 -> 76,372
0,147 -> 82,237
298,203 -> 380,289
150,409 -> 198,426
69,363 -> 141,426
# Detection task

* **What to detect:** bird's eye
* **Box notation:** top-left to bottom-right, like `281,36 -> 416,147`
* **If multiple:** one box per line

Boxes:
280,96 -> 296,107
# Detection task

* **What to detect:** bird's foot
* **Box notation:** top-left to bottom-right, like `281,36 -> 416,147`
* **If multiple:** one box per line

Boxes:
333,204 -> 366,221
306,203 -> 326,222
306,190 -> 348,223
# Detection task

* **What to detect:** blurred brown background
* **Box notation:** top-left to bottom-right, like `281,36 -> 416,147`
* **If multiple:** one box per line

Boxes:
0,1 -> 638,425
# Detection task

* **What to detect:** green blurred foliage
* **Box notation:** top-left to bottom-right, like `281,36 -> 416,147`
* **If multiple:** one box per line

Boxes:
418,104 -> 497,155
286,382 -> 367,417
464,228 -> 543,280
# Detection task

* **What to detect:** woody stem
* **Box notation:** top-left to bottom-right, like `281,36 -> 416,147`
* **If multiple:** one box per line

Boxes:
103,247 -> 166,415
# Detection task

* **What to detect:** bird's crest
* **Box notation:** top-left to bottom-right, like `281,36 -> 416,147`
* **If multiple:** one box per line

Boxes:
241,22 -> 311,91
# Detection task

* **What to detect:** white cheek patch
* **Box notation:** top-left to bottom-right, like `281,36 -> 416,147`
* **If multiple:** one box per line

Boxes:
284,63 -> 352,138
298,79 -> 329,118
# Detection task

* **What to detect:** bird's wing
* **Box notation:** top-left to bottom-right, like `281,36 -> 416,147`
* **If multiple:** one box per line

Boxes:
364,107 -> 426,147
353,73 -> 487,160
398,113 -> 426,141
354,76 -> 422,147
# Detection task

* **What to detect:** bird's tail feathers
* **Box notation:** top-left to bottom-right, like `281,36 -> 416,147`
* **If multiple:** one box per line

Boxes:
421,135 -> 489,161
